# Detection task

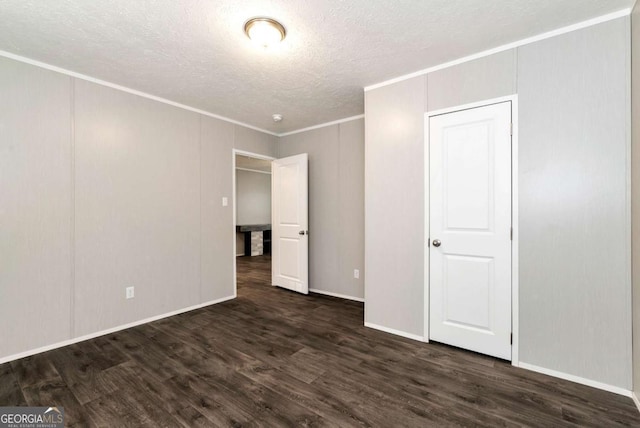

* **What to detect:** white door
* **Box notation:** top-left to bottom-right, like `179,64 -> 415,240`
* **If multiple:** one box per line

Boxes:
271,153 -> 309,294
429,102 -> 512,360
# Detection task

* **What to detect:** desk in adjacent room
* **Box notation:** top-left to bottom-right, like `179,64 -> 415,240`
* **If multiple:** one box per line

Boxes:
236,224 -> 271,256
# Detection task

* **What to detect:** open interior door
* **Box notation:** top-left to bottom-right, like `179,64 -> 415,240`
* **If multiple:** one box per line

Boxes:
271,153 -> 309,294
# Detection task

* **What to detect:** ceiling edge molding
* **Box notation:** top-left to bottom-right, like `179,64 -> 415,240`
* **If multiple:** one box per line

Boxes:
0,49 -> 280,136
278,114 -> 365,137
364,8 -> 632,92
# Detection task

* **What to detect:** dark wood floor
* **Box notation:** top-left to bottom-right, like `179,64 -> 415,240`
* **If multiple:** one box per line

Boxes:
1,255 -> 639,427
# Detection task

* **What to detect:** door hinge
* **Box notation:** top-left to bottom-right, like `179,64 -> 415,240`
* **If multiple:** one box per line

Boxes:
510,123 -> 513,136
510,227 -> 513,241
427,238 -> 430,247
510,333 -> 513,345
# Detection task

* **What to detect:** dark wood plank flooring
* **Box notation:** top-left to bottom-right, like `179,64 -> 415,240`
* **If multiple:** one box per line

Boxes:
1,254 -> 639,426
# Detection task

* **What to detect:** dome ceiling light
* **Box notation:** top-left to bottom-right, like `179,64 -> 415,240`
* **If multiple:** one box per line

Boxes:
244,17 -> 286,47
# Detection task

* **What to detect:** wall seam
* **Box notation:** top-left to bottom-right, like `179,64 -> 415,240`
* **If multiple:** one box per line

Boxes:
337,123 -> 343,295
632,2 -> 639,395
423,73 -> 428,340
198,114 -> 203,304
69,77 -> 76,338
626,14 -> 634,389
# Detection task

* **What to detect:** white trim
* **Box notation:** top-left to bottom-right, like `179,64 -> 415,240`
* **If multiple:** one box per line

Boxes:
364,9 -> 631,92
0,49 -> 369,139
0,50 -> 279,137
233,151 -> 237,294
511,97 -> 520,366
235,167 -> 272,175
364,322 -> 425,342
631,392 -> 640,413
234,150 -> 276,161
278,115 -> 365,137
424,95 -> 519,364
309,288 -> 364,302
519,362 -> 632,397
423,113 -> 431,345
426,94 -> 518,118
0,295 -> 235,365
232,149 -> 276,296
0,10 -> 630,139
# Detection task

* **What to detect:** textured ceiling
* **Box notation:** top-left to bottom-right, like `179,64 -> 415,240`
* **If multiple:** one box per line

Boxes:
0,0 -> 633,133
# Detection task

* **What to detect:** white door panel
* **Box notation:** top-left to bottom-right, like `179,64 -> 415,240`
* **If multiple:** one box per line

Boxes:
429,102 -> 512,360
272,153 -> 309,294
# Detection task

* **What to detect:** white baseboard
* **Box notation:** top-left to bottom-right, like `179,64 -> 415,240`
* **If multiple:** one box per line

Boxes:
0,295 -> 236,365
309,288 -> 364,302
632,392 -> 640,413
364,322 -> 424,342
518,362 -> 632,397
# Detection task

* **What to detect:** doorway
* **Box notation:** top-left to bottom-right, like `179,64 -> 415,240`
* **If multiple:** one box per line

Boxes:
425,97 -> 518,362
233,150 -> 274,297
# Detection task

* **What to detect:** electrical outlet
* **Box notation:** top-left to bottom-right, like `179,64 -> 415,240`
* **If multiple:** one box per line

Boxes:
126,286 -> 135,299
354,269 -> 360,279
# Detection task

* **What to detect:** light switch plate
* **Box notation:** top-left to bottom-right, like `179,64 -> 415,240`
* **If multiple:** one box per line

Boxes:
222,197 -> 228,207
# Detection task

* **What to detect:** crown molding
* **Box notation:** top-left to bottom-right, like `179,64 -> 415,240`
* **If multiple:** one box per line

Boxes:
364,8 -> 631,92
0,50 -> 279,136
278,114 -> 365,137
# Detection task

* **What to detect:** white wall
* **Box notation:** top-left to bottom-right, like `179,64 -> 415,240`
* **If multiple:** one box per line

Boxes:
365,17 -> 632,390
0,55 -> 277,361
235,169 -> 271,225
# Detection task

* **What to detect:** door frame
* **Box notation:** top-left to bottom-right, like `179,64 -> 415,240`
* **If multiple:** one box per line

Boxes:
423,95 -> 519,366
232,149 -> 276,298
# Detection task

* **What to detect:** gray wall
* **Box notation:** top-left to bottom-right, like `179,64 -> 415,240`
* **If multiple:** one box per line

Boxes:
517,18 -> 631,391
236,169 -> 271,225
632,3 -> 640,396
279,119 -> 365,300
365,77 -> 425,333
235,126 -> 278,158
365,17 -> 632,389
73,80 -> 201,336
0,55 -> 277,360
427,50 -> 516,111
0,57 -> 73,357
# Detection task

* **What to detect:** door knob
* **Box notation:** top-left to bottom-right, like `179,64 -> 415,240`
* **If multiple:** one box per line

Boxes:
432,239 -> 441,247
299,230 -> 305,235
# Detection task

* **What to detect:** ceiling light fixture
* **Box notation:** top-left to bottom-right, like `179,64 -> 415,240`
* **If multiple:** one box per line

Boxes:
244,17 -> 286,47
